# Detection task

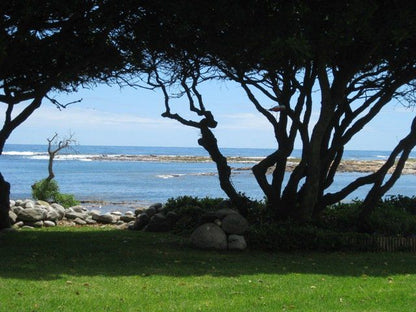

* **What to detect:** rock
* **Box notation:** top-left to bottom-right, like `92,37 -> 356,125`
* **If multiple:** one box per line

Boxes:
190,223 -> 227,250
85,218 -> 97,225
134,207 -> 146,216
24,201 -> 35,209
145,206 -> 158,218
111,211 -> 122,216
221,213 -> 249,235
89,210 -> 101,218
17,208 -> 47,222
71,205 -> 88,213
46,209 -> 60,221
15,199 -> 24,207
9,200 -> 16,207
11,206 -> 23,215
120,215 -> 136,223
132,213 -> 150,230
44,220 -> 56,227
9,210 -> 17,224
13,221 -> 24,228
215,208 -> 239,219
145,213 -> 171,232
93,213 -> 117,224
127,221 -> 136,230
65,211 -> 89,220
51,203 -> 66,219
25,221 -> 44,228
125,211 -> 135,217
21,225 -> 35,230
149,202 -> 163,212
74,218 -> 87,225
166,211 -> 179,225
36,200 -> 51,208
228,234 -> 247,250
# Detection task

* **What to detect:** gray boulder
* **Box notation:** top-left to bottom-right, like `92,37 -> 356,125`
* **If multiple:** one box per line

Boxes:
131,213 -> 150,230
134,207 -> 146,216
85,218 -> 97,225
145,213 -> 171,232
9,200 -> 16,207
149,202 -> 163,212
120,215 -> 136,223
13,221 -> 24,228
71,205 -> 88,213
215,208 -> 239,219
74,218 -> 87,225
46,209 -> 60,221
44,220 -> 56,227
190,223 -> 227,250
65,211 -> 89,220
93,213 -> 117,224
144,206 -> 158,218
17,208 -> 46,222
35,200 -> 51,208
51,203 -> 66,219
25,221 -> 44,228
24,201 -> 35,209
221,213 -> 249,235
228,234 -> 247,250
9,210 -> 17,224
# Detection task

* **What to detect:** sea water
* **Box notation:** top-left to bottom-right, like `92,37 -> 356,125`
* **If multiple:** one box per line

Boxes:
2,144 -> 416,213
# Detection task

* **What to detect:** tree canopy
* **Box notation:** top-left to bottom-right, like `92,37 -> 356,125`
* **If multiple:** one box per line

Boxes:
1,0 -> 416,229
120,0 -> 416,224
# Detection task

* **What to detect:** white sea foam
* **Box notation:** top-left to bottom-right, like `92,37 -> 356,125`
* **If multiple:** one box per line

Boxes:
156,174 -> 186,179
3,151 -> 45,156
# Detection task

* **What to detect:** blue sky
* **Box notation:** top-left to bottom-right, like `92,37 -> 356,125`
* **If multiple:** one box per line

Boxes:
5,80 -> 415,150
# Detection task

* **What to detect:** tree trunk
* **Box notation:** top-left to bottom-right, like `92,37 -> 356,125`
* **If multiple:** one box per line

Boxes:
0,173 -> 11,230
47,152 -> 56,181
198,126 -> 249,216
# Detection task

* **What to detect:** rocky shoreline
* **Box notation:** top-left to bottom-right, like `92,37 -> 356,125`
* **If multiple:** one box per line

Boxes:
80,154 -> 416,174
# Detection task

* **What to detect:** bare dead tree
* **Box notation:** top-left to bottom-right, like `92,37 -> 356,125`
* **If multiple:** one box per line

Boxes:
45,133 -> 77,182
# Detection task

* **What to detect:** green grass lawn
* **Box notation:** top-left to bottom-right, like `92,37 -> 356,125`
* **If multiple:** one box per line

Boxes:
1,227 -> 416,311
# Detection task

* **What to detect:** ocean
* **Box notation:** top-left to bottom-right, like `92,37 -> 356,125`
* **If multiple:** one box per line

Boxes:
2,144 -> 416,213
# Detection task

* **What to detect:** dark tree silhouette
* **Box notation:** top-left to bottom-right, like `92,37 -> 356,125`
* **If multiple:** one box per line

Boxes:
122,0 -> 416,223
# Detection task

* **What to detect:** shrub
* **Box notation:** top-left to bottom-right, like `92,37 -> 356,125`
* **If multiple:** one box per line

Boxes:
53,193 -> 79,208
32,179 -> 60,202
31,178 -> 79,208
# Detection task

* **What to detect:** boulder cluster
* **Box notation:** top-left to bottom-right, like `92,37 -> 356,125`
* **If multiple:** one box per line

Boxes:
8,199 -> 136,229
8,200 -> 249,250
190,208 -> 249,251
130,204 -> 249,250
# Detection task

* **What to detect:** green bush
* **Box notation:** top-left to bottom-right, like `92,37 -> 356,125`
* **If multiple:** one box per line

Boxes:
32,178 -> 79,208
53,192 -> 79,208
32,179 -> 60,202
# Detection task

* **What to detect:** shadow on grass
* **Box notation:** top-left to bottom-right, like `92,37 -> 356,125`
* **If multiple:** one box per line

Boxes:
1,227 -> 415,281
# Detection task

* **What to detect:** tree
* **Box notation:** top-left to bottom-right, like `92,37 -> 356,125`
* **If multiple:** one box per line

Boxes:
123,0 -> 416,224
45,133 -> 77,182
0,0 -> 136,229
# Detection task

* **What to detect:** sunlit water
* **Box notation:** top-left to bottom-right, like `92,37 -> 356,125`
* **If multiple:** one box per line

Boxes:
2,144 -> 416,213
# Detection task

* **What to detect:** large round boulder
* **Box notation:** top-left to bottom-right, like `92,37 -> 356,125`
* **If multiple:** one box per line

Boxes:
17,207 -> 46,222
228,234 -> 247,251
221,213 -> 249,235
190,223 -> 227,250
